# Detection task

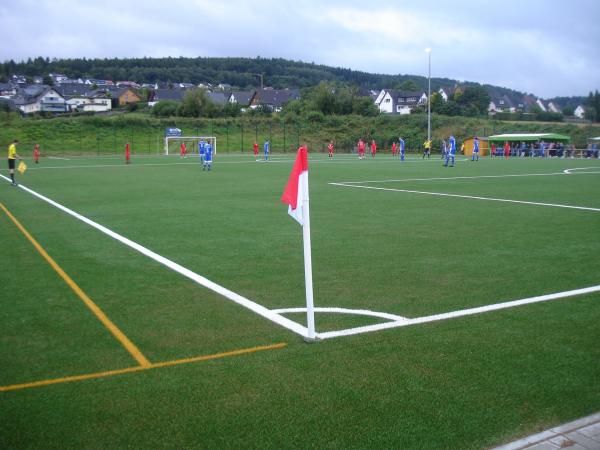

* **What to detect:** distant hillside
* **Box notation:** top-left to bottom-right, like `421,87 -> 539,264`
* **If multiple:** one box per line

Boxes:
0,56 -> 585,106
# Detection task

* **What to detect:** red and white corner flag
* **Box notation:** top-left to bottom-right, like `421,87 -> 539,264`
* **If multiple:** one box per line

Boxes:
281,146 -> 316,340
281,145 -> 308,225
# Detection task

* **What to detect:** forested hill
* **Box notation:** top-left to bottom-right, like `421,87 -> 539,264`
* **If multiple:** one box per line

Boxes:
1,55 -> 530,97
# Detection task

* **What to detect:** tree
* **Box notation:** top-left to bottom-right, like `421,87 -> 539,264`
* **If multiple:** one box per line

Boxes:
429,92 -> 444,113
397,80 -> 419,92
352,96 -> 379,116
180,88 -> 219,117
562,105 -> 574,116
42,75 -> 54,86
458,86 -> 490,115
312,81 -> 338,115
584,106 -> 597,122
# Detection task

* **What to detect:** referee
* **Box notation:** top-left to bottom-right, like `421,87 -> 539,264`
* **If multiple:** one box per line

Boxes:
7,139 -> 22,186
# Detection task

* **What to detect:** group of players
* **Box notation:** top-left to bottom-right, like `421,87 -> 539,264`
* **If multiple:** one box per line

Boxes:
166,140 -> 214,170
5,134 -> 483,186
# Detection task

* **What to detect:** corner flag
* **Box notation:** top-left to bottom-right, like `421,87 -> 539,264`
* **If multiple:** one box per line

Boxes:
281,146 -> 308,225
17,161 -> 27,174
281,146 -> 316,339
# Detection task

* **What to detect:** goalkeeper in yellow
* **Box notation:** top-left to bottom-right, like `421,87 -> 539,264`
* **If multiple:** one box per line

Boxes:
7,139 -> 22,186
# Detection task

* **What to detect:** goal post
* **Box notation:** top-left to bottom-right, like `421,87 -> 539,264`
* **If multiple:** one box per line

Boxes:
163,136 -> 217,156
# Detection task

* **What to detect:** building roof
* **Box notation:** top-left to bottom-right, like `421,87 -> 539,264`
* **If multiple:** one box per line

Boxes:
230,90 -> 255,106
55,83 -> 91,97
255,88 -> 300,107
487,133 -> 571,143
206,92 -> 228,105
152,89 -> 185,102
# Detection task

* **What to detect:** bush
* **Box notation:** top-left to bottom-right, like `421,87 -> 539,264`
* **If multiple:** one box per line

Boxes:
151,100 -> 180,117
306,110 -> 325,123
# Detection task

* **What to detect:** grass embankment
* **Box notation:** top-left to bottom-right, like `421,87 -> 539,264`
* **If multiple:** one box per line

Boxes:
0,111 -> 598,156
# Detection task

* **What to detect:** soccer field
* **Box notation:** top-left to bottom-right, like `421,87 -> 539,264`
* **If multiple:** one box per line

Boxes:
1,152 -> 599,449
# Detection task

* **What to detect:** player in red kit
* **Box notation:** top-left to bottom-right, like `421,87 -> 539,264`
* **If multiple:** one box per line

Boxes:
125,142 -> 130,164
33,143 -> 40,164
391,141 -> 397,156
358,139 -> 365,159
327,140 -> 334,158
370,139 -> 377,157
180,142 -> 187,158
253,142 -> 259,159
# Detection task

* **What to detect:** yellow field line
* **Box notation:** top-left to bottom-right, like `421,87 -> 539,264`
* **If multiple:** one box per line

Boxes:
0,343 -> 287,392
0,201 -> 150,367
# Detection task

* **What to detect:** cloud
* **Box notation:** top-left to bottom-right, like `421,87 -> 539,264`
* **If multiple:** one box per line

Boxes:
0,0 -> 598,97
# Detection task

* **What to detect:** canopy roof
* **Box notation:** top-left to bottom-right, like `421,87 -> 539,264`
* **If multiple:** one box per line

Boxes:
487,133 -> 570,143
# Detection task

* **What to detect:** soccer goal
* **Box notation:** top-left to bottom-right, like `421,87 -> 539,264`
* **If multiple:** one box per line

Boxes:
163,136 -> 217,156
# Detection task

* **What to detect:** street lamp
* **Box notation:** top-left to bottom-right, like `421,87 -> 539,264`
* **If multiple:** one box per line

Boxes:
425,48 -> 432,143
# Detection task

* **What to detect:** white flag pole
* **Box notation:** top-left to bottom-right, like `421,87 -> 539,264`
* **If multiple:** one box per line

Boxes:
301,170 -> 316,340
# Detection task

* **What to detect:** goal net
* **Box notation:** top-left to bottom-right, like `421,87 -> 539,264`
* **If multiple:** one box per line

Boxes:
163,136 -> 217,156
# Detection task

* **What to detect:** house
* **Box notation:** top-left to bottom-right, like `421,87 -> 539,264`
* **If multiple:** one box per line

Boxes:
148,88 -> 185,106
375,89 -> 427,114
49,73 -> 68,83
14,86 -> 67,114
33,76 -> 44,84
250,88 -> 300,112
178,82 -> 195,89
65,94 -> 112,112
84,78 -> 112,86
438,87 -> 454,101
574,105 -> 586,119
535,99 -> 547,112
547,101 -> 560,113
116,81 -> 141,89
80,94 -> 112,112
228,90 -> 255,107
114,88 -> 141,106
488,98 -> 501,114
0,83 -> 17,98
217,83 -> 232,91
11,74 -> 27,84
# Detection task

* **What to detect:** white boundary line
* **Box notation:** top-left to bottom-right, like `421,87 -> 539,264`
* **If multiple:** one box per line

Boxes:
337,169 -> 600,185
0,174 -> 308,338
316,285 -> 600,339
563,167 -> 600,174
272,307 -> 408,322
329,182 -> 600,212
337,172 -> 566,184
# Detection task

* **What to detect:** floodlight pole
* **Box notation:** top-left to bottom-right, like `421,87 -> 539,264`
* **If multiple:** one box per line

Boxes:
253,73 -> 264,89
426,48 -> 432,142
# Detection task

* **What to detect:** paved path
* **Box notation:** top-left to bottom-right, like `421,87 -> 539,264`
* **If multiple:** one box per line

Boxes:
492,412 -> 600,449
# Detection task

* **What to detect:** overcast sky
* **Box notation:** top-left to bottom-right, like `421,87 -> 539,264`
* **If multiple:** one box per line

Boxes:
1,0 -> 598,98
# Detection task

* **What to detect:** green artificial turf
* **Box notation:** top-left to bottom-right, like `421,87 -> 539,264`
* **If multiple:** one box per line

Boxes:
1,153 -> 599,449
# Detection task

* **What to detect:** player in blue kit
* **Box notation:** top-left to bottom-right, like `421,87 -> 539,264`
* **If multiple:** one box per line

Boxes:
471,136 -> 480,161
399,137 -> 405,161
203,141 -> 213,171
444,135 -> 456,167
264,140 -> 270,161
198,139 -> 206,164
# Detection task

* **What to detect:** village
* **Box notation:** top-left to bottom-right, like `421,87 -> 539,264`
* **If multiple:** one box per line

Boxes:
0,72 -> 589,120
